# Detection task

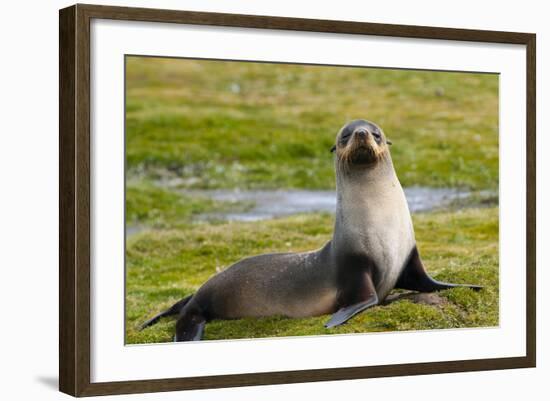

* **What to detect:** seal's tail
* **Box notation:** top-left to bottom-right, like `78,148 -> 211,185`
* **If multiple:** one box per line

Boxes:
139,294 -> 193,331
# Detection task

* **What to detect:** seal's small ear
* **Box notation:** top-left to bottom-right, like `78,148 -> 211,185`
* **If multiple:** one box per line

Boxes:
330,145 -> 336,153
386,139 -> 392,145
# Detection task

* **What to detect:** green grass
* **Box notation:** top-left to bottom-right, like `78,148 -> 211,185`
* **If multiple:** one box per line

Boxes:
126,207 -> 498,344
126,57 -> 498,190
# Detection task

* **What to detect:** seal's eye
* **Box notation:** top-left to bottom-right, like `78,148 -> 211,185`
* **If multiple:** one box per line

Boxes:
340,132 -> 351,143
372,132 -> 381,141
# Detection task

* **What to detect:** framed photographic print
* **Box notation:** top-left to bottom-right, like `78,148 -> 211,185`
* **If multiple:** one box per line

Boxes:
59,3 -> 536,397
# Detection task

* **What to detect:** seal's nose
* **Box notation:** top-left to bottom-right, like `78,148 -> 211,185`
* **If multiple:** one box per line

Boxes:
355,128 -> 368,139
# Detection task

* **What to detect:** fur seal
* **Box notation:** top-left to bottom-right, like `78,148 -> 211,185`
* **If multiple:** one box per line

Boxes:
140,119 -> 482,341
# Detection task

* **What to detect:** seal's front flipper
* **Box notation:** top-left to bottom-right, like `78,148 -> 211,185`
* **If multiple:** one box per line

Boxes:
325,271 -> 379,328
324,295 -> 378,328
396,246 -> 483,292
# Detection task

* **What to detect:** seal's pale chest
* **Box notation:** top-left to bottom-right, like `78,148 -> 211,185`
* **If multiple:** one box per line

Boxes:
337,177 -> 415,299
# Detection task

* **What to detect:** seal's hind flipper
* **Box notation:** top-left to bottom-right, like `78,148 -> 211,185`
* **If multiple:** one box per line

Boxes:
174,319 -> 205,342
175,307 -> 207,342
139,295 -> 193,331
325,294 -> 378,328
396,246 -> 483,292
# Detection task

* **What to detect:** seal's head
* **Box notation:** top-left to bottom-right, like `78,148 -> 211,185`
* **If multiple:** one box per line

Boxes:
331,119 -> 392,172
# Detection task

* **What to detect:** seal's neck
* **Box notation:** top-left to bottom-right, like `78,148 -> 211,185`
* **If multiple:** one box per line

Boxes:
335,156 -> 397,200
333,156 -> 405,241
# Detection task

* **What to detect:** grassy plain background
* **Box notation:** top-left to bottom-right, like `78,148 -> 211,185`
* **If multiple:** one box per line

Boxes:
126,57 -> 498,190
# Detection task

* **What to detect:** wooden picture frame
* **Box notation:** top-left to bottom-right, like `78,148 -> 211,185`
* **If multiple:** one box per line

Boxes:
59,3 -> 536,397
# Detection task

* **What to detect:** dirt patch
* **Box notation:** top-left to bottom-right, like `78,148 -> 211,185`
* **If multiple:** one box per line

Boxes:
384,292 -> 448,307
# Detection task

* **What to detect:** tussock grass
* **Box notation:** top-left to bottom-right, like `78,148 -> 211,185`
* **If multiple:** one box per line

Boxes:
126,57 -> 498,190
